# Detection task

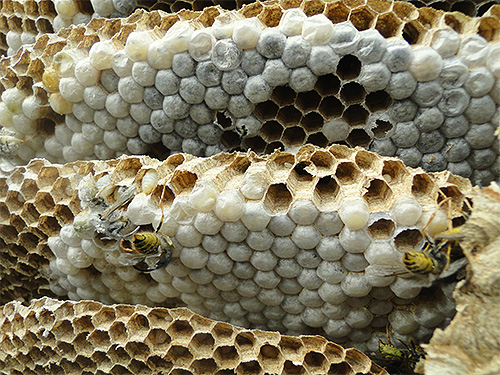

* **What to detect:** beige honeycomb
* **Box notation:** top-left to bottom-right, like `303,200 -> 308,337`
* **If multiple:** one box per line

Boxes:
408,0 -> 500,17
0,297 -> 388,375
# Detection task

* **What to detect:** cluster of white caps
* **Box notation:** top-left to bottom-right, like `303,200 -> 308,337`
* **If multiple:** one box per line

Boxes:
46,167 -> 457,352
1,6 -> 499,184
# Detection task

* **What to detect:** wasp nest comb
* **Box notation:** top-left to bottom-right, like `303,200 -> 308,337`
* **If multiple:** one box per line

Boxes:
0,1 -> 499,185
0,145 -> 473,353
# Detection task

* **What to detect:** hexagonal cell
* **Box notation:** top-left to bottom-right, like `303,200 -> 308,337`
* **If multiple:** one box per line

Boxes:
345,348 -> 372,373
282,127 -> 306,148
170,170 -> 198,195
310,150 -> 335,171
324,1 -> 350,23
318,96 -> 344,119
5,190 -> 24,213
260,121 -> 284,142
313,176 -> 340,209
296,91 -> 321,113
18,232 -> 40,252
375,12 -> 403,38
477,1 -> 497,16
301,0 -> 326,16
145,329 -> 171,349
363,178 -> 394,210
301,112 -> 324,132
402,19 -> 424,45
477,15 -> 500,42
19,202 -> 39,225
315,74 -> 341,96
350,6 -> 377,30
277,106 -> 302,127
255,101 -> 279,121
114,157 -> 143,181
76,354 -> 96,371
73,332 -> 93,355
264,183 -> 293,214
51,320 -> 75,343
368,218 -> 396,240
221,131 -> 242,150
55,342 -> 76,359
213,346 -> 240,368
258,344 -> 283,368
190,358 -> 217,373
235,360 -> 262,375
336,55 -> 362,81
127,358 -> 151,374
19,179 -> 38,200
212,322 -> 235,342
342,105 -> 369,126
109,364 -> 132,375
272,86 -> 297,106
72,315 -> 94,334
365,90 -> 392,112
216,111 -> 233,129
190,332 -> 215,357
235,331 -> 256,355
264,141 -> 285,154
346,129 -> 372,148
291,161 -> 314,183
10,214 -> 26,234
304,351 -> 329,374
354,149 -> 380,171
411,173 -> 435,200
244,136 -> 266,154
306,132 -> 329,147
381,159 -> 409,185
166,345 -> 193,367
166,320 -> 194,344
339,82 -> 366,105
328,144 -> 354,160
38,215 -> 60,236
394,228 -> 424,252
53,204 -> 74,225
60,358 -> 83,373
334,161 -> 363,185
146,355 -> 173,373
108,321 -> 127,343
371,119 -> 393,138
50,177 -> 73,203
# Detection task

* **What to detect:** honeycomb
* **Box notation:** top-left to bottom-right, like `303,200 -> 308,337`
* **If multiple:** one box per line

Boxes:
1,0 -> 499,186
0,297 -> 388,375
0,145 -> 473,353
408,0 -> 500,17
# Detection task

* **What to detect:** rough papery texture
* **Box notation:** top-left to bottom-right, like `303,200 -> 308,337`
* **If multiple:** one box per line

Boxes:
422,183 -> 500,375
0,145 -> 472,352
0,1 -> 499,186
407,0 -> 500,17
0,298 -> 388,375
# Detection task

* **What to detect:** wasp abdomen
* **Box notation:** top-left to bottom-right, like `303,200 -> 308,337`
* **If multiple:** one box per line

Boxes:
132,233 -> 162,254
403,252 -> 438,274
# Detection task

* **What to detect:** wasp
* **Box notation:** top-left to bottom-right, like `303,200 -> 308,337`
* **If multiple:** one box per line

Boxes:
378,337 -> 424,372
119,231 -> 174,272
0,128 -> 25,155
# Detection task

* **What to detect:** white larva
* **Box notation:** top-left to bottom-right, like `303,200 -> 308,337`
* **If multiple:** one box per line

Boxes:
141,169 -> 158,195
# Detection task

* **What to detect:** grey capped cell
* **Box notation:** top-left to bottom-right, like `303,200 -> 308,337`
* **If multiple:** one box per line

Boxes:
127,136 -> 149,154
228,95 -> 254,118
307,45 -> 339,76
439,57 -> 469,89
100,69 -> 119,92
222,68 -> 248,95
212,39 -> 243,71
241,50 -> 266,76
162,132 -> 183,150
163,94 -> 190,119
172,52 -> 196,77
130,102 -> 152,124
112,0 -> 137,14
465,123 -> 496,149
73,102 -> 94,123
179,76 -> 206,104
117,116 -> 139,137
442,138 -> 471,162
150,109 -> 174,133
421,152 -> 447,172
369,138 -> 397,157
464,67 -> 495,97
386,71 -> 417,100
204,86 -> 230,110
465,96 -> 496,123
395,147 -> 422,168
282,35 -> 312,68
414,107 -> 444,132
236,115 -> 262,138
289,67 -> 318,92
197,123 -> 223,145
416,130 -> 445,153
468,148 -> 497,169
262,59 -> 291,87
256,28 -> 286,59
391,121 -> 420,148
196,61 -> 222,87
438,88 -> 470,117
182,137 -> 206,156
155,69 -> 180,96
440,115 -> 469,138
355,29 -> 386,64
471,169 -> 495,187
358,62 -> 391,92
83,86 -> 107,110
138,124 -> 162,144
132,61 -> 157,87
174,117 -> 198,138
411,81 -> 443,108
143,86 -> 164,110
330,22 -> 360,55
388,100 -> 418,122
383,40 -> 413,72
447,160 -> 472,178
190,103 -> 215,125
244,75 -> 273,104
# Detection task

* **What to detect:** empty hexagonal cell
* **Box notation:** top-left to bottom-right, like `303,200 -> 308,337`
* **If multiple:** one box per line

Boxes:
258,344 -> 283,368
313,176 -> 340,209
345,348 -> 372,373
411,173 -> 435,200
334,161 -> 363,185
213,346 -> 240,368
354,149 -> 380,171
236,360 -> 262,375
264,183 -> 293,214
307,132 -> 329,147
235,331 -> 256,355
402,19 -> 425,45
301,112 -> 324,132
51,320 -> 75,343
212,322 -> 235,342
189,332 -> 215,358
19,179 -> 38,200
319,96 -> 344,118
18,232 -> 40,252
146,355 -> 173,373
324,1 -> 350,23
145,329 -> 171,349
277,106 -> 302,127
72,315 -> 94,334
87,329 -> 111,349
5,190 -> 24,213
192,358 -> 217,373
221,131 -> 242,150
375,12 -> 403,38
346,129 -> 372,148
264,141 -> 285,154
336,55 -> 362,81
342,105 -> 369,126
128,358 -> 151,374
282,127 -> 307,148
350,6 -> 377,30
255,101 -> 279,121
38,215 -> 61,236
271,86 -> 297,106
311,150 -> 335,171
304,351 -> 329,374
244,136 -> 266,154
363,178 -> 394,210
50,177 -> 73,203
381,159 -> 409,185
108,321 -> 127,343
340,82 -> 366,105
365,91 -> 393,112
216,112 -> 233,129
19,203 -> 40,225
295,91 -> 321,113
367,219 -> 396,240
55,342 -> 76,359
166,320 -> 194,344
126,313 -> 150,337
114,158 -> 143,181
394,228 -> 424,252
166,345 -> 193,367
260,121 -> 284,142
53,204 -> 75,225
372,120 -> 393,138
315,74 -> 341,97
170,170 -> 198,195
